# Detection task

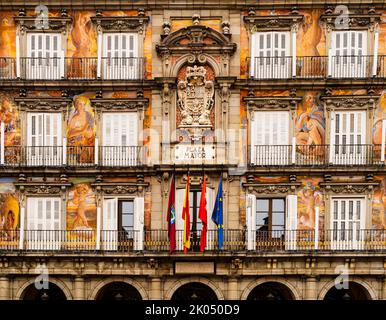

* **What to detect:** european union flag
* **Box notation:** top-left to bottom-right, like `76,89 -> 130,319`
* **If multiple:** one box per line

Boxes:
211,176 -> 223,250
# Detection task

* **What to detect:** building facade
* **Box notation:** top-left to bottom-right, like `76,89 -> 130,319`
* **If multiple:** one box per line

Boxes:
0,0 -> 386,300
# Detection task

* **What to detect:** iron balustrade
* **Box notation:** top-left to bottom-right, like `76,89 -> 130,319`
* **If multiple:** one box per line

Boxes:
7,57 -> 146,80
1,146 -> 143,167
248,55 -> 384,79
1,229 -> 386,252
251,144 -> 384,167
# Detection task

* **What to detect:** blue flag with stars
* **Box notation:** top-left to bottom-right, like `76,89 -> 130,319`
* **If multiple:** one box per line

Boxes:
211,176 -> 223,250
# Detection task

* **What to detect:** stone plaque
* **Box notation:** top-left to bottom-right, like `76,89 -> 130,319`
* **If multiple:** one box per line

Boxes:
175,144 -> 216,161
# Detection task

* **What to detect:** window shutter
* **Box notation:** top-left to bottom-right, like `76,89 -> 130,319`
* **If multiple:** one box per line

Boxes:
102,198 -> 117,250
133,197 -> 144,251
250,33 -> 258,77
285,195 -> 298,250
250,112 -> 257,164
206,187 -> 216,250
246,194 -> 256,250
127,113 -> 138,146
175,188 -> 185,251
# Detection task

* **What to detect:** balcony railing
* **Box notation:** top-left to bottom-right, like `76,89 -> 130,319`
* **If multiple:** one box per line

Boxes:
2,146 -> 143,167
0,57 -> 146,80
248,55 -> 386,79
1,229 -> 386,252
251,144 -> 385,166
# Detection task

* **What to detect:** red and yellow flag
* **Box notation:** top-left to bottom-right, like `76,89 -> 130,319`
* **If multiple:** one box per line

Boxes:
198,176 -> 207,252
182,175 -> 191,253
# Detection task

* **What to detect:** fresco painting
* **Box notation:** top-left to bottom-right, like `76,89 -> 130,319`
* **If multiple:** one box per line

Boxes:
67,94 -> 96,165
0,180 -> 19,244
66,182 -> 97,243
373,176 -> 386,229
297,178 -> 325,231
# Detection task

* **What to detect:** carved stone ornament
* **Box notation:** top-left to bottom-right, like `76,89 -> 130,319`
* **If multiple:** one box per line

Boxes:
91,12 -> 149,33
177,65 -> 214,127
242,182 -> 301,194
15,97 -> 72,112
92,182 -> 149,195
320,95 -> 379,111
244,14 -> 304,32
319,182 -> 380,194
91,98 -> 149,112
15,183 -> 72,195
243,95 -> 302,111
320,13 -> 381,31
156,24 -> 237,57
14,16 -> 72,34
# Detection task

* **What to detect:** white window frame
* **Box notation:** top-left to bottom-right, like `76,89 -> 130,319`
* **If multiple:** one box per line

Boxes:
329,110 -> 367,165
26,112 -> 63,166
250,111 -> 290,165
250,31 -> 291,79
26,32 -> 64,80
101,112 -> 139,166
329,196 -> 366,250
329,30 -> 368,78
101,32 -> 139,79
101,196 -> 144,251
26,197 -> 62,250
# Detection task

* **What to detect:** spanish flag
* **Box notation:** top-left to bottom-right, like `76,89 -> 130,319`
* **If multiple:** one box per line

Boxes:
182,175 -> 191,253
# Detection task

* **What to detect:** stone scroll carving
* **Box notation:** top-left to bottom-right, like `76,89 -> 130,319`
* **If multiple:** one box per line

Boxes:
177,65 -> 214,127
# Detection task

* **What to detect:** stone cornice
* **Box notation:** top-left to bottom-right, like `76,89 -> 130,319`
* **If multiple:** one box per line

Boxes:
91,12 -> 149,33
242,182 -> 301,194
90,98 -> 149,112
14,16 -> 72,34
243,95 -> 302,111
14,97 -> 73,112
15,182 -> 72,195
320,94 -> 379,111
91,182 -> 149,194
320,13 -> 381,31
244,13 -> 304,32
319,182 -> 379,193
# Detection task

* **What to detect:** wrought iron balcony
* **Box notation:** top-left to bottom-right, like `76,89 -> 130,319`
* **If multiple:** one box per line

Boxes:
1,146 -> 144,167
0,57 -> 146,80
1,229 -> 385,253
250,144 -> 385,167
248,55 -> 386,79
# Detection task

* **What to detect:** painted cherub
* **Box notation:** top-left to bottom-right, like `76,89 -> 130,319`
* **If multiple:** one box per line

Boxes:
72,184 -> 91,229
298,182 -> 322,230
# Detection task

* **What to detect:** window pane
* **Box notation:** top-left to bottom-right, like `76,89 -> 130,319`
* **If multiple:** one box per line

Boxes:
257,199 -> 269,211
122,214 -> 133,228
272,199 -> 284,212
272,212 -> 285,226
256,212 -> 269,227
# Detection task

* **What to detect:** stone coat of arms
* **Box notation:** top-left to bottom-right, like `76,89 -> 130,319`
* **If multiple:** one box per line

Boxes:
177,65 -> 214,127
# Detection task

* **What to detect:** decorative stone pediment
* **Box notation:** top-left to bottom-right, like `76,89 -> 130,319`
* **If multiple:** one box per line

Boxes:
242,182 -> 301,194
14,97 -> 72,112
91,10 -> 149,33
319,182 -> 379,194
320,13 -> 381,31
244,13 -> 304,32
320,94 -> 379,111
14,15 -> 72,34
91,97 -> 149,112
156,24 -> 237,57
244,95 -> 302,112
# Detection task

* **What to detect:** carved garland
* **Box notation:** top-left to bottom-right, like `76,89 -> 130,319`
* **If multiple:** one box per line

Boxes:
14,16 -> 73,34
244,14 -> 304,32
92,182 -> 149,196
319,182 -> 379,194
91,13 -> 149,33
242,182 -> 301,194
243,96 -> 302,112
320,95 -> 378,111
15,98 -> 73,112
91,98 -> 149,112
320,13 -> 381,31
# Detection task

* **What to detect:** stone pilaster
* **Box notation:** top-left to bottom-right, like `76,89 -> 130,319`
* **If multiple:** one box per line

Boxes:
0,277 -> 10,300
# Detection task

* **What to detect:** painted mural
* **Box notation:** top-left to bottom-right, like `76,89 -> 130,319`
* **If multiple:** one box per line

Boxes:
67,94 -> 96,164
297,178 -> 325,231
66,181 -> 97,242
373,176 -> 386,229
0,179 -> 19,244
